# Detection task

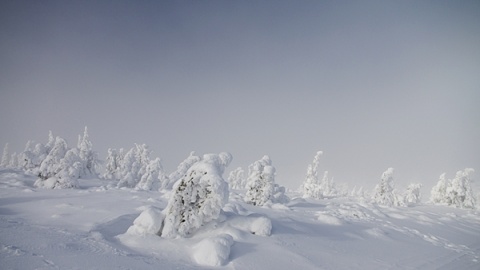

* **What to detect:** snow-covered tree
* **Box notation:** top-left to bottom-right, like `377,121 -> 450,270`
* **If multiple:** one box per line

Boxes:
372,168 -> 399,206
104,148 -> 119,179
302,151 -> 323,198
446,169 -> 476,209
161,152 -> 232,238
320,171 -> 337,197
228,167 -> 245,189
9,152 -> 19,169
136,158 -> 167,191
244,155 -> 277,206
404,183 -> 422,206
116,144 -> 152,188
167,151 -> 201,189
1,143 -> 9,167
37,137 -> 68,181
431,173 -> 449,204
77,127 -> 99,178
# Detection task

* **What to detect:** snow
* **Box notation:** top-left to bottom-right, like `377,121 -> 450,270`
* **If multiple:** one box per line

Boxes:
1,169 -> 480,269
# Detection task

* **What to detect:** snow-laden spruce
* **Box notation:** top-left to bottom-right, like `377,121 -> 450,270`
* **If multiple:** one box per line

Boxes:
160,152 -> 232,238
430,168 -> 476,209
116,144 -> 151,188
302,151 -> 323,198
1,143 -> 9,168
244,155 -> 287,206
372,168 -> 402,206
136,158 -> 168,191
403,183 -> 422,206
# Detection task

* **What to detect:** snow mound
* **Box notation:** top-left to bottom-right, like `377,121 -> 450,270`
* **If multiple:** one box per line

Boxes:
192,234 -> 234,266
126,207 -> 164,236
227,215 -> 272,236
316,212 -> 343,225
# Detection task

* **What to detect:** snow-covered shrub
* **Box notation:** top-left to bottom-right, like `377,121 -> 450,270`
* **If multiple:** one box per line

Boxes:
160,152 -> 232,238
166,151 -> 201,189
403,183 -> 422,206
320,171 -> 337,197
372,168 -> 401,206
228,167 -> 245,189
244,156 -> 276,206
136,158 -> 168,191
273,184 -> 290,204
430,169 -> 476,209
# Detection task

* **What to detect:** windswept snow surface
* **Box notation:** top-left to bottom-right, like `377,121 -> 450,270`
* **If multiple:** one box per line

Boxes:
1,169 -> 479,269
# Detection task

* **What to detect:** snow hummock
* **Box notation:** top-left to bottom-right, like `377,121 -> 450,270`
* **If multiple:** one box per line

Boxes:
192,234 -> 234,266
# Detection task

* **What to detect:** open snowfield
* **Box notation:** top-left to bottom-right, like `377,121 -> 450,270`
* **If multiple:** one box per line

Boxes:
1,169 -> 479,270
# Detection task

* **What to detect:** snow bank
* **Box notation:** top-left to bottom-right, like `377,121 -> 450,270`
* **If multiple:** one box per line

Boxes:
192,234 -> 234,266
126,207 -> 164,236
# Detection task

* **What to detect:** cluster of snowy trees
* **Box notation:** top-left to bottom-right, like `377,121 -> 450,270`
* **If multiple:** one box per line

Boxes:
103,144 -> 168,190
430,168 -> 476,209
301,151 -> 337,199
1,128 -> 98,189
371,168 -> 422,207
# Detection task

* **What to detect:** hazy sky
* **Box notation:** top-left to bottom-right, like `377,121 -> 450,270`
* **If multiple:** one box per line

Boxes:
1,0 -> 479,191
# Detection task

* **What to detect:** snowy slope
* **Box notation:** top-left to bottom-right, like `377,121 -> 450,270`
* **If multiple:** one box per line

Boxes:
1,169 -> 479,269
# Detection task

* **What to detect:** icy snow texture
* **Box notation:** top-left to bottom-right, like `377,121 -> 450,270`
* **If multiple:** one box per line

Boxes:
192,234 -> 234,266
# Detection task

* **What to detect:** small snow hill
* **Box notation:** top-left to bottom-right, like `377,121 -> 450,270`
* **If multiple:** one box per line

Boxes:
1,169 -> 479,269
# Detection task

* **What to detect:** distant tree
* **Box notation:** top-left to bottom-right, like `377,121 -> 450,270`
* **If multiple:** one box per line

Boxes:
431,173 -> 449,204
37,136 -> 68,181
167,151 -> 201,189
1,143 -> 9,168
77,127 -> 99,177
228,167 -> 245,189
9,152 -> 19,169
302,151 -> 323,199
161,152 -> 232,238
244,155 -> 277,206
446,169 -> 476,209
116,144 -> 152,188
104,148 -> 119,179
372,168 -> 399,206
403,183 -> 422,206
320,171 -> 337,197
136,158 -> 167,191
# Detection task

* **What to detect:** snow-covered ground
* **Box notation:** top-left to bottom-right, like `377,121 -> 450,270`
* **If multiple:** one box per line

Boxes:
1,169 -> 479,269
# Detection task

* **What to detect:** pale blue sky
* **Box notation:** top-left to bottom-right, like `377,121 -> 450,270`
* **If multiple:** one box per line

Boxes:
1,0 -> 479,190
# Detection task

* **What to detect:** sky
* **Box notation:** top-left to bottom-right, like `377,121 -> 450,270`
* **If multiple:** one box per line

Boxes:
1,0 -> 479,191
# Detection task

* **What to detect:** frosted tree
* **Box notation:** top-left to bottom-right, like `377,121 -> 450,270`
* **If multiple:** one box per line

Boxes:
161,152 -> 232,238
430,173 -> 449,204
9,152 -> 19,169
244,155 -> 276,206
117,147 -> 138,188
404,183 -> 422,206
320,171 -> 337,197
104,148 -> 119,179
77,126 -> 98,177
37,137 -> 68,181
372,168 -> 398,206
228,167 -> 245,189
302,151 -> 323,198
136,158 -> 168,191
167,151 -> 201,189
1,143 -> 9,168
446,168 -> 476,209
34,136 -> 81,189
